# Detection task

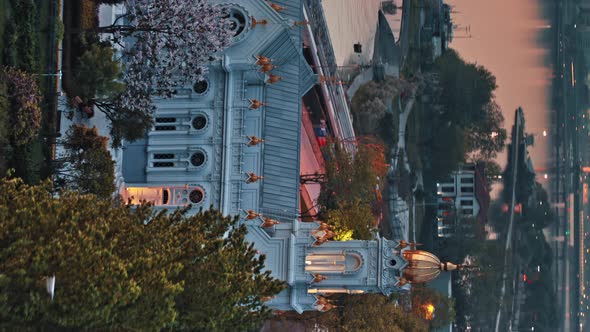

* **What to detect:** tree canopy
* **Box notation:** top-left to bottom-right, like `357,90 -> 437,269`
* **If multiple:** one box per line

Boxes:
273,294 -> 428,332
0,66 -> 42,146
318,142 -> 387,239
102,0 -> 232,96
53,125 -> 116,198
420,50 -> 505,179
72,44 -> 125,101
410,285 -> 456,329
326,199 -> 375,240
0,178 -> 284,330
433,49 -> 497,128
319,143 -> 385,210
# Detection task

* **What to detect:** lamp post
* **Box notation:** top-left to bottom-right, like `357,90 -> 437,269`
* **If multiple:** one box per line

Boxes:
35,69 -> 63,79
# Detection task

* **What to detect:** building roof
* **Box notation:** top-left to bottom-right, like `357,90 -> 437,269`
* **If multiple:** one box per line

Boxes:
258,8 -> 315,215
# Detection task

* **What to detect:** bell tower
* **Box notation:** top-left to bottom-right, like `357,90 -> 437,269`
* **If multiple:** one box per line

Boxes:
243,212 -> 461,313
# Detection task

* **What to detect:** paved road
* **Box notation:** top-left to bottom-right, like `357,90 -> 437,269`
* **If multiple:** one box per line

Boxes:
494,110 -> 522,332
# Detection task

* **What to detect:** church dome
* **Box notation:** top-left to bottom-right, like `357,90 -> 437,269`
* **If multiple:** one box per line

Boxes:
401,250 -> 459,284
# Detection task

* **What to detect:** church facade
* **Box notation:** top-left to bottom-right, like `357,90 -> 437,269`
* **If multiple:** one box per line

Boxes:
119,0 -> 446,312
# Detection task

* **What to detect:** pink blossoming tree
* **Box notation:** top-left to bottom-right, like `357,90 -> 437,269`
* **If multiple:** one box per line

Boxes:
91,0 -> 232,146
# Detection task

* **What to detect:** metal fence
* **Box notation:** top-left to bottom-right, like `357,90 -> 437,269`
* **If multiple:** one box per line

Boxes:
303,0 -> 338,77
303,0 -> 357,145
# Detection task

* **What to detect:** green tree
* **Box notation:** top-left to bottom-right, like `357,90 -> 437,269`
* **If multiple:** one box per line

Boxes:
319,144 -> 384,239
523,182 -> 554,229
477,158 -> 503,191
421,125 -> 467,180
350,77 -> 410,141
169,208 -> 285,331
339,294 -> 427,332
72,44 -> 125,101
275,294 -> 428,332
0,178 -> 181,330
99,100 -> 154,147
68,44 -> 152,147
420,49 -> 502,179
433,49 -> 497,127
327,199 -> 375,240
53,125 -> 116,198
319,145 -> 379,210
0,178 -> 284,330
466,101 -> 507,159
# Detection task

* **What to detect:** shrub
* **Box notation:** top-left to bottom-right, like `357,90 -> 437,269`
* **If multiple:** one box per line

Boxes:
2,67 -> 43,146
80,0 -> 99,30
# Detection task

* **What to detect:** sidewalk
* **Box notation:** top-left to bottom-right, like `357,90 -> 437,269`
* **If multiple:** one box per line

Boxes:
56,3 -> 125,194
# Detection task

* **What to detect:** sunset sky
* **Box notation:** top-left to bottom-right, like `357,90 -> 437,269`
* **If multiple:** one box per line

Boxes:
447,0 -> 553,172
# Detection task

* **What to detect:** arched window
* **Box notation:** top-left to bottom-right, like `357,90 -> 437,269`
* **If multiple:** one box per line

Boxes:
190,151 -> 206,167
224,8 -> 247,37
189,189 -> 204,204
193,79 -> 209,95
305,251 -> 364,274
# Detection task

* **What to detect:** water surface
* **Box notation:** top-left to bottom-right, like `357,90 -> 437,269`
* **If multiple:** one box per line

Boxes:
324,0 -> 552,176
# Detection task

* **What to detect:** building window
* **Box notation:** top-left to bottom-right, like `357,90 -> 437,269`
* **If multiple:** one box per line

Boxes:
438,203 -> 453,210
162,189 -> 169,205
464,164 -> 476,171
460,200 -> 473,206
189,189 -> 204,204
461,187 -> 474,193
190,151 -> 206,167
462,209 -> 474,215
461,177 -> 474,184
441,186 -> 454,193
155,117 -> 176,123
192,114 -> 208,130
154,153 -> 175,159
224,8 -> 247,37
155,125 -> 176,131
153,162 -> 174,167
193,79 -> 209,94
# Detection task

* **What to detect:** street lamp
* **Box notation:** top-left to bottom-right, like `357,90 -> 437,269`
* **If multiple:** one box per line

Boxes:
35,69 -> 63,78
